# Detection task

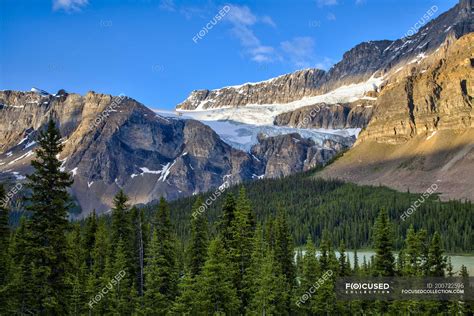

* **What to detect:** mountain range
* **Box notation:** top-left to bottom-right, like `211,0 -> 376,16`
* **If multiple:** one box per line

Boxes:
0,0 -> 472,216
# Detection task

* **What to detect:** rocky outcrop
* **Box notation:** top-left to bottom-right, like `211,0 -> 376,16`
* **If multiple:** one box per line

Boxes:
317,33 -> 474,201
250,133 -> 346,178
359,32 -> 473,144
273,100 -> 375,129
177,0 -> 473,111
177,69 -> 327,110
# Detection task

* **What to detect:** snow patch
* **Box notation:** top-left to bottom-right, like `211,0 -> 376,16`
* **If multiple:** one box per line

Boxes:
70,167 -> 78,177
427,131 -> 437,140
8,151 -> 34,165
179,74 -> 384,125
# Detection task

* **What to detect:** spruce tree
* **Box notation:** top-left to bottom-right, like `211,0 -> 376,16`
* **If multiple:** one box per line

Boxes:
110,237 -> 133,315
403,225 -> 422,276
143,197 -> 177,313
229,187 -> 256,310
219,193 -> 236,249
297,235 -> 320,314
427,232 -> 446,277
142,229 -> 167,314
195,237 -> 240,314
188,197 -> 209,277
372,209 -> 395,276
82,210 -> 97,271
0,184 -> 10,313
25,119 -> 74,314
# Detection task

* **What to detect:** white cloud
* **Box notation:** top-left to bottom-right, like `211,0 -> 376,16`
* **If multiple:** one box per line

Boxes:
317,0 -> 338,6
225,5 -> 278,63
327,13 -> 337,21
52,0 -> 88,12
261,15 -> 277,28
315,57 -> 336,70
355,0 -> 366,5
280,37 -> 316,68
159,0 -> 176,12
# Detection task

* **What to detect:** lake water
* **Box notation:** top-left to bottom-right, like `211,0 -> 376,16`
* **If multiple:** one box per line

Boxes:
297,250 -> 474,276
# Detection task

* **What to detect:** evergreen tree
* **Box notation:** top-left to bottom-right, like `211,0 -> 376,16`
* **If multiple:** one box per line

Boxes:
195,237 -> 240,314
25,119 -> 74,314
273,210 -> 296,285
67,224 -> 87,315
188,197 -> 209,277
143,230 -> 167,314
248,250 -> 287,315
353,249 -> 360,276
130,206 -> 147,299
171,272 -> 198,314
7,217 -> 35,314
110,237 -> 133,315
143,197 -> 178,313
110,190 -> 134,274
403,225 -> 422,276
82,210 -> 97,271
0,185 -> 10,314
427,232 -> 446,277
338,240 -> 350,276
297,235 -> 320,314
229,187 -> 256,310
372,209 -> 395,276
219,193 -> 236,249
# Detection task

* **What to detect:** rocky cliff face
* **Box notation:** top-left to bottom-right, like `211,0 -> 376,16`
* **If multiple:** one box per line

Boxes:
317,32 -> 474,201
359,32 -> 473,144
178,0 -> 473,111
177,69 -> 327,110
0,90 -> 348,215
273,100 -> 375,129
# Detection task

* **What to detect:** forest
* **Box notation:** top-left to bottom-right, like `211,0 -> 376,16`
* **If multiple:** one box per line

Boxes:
0,120 -> 473,315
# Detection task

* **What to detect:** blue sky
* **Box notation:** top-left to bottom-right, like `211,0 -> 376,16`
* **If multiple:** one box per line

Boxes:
1,0 -> 458,110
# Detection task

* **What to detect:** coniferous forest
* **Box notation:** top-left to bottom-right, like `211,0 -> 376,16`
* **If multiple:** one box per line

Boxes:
1,121 -> 473,315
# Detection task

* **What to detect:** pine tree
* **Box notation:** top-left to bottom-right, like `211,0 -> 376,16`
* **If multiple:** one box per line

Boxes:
0,184 -> 10,314
143,197 -> 178,313
82,210 -> 97,271
188,197 -> 209,277
25,119 -> 74,314
67,224 -> 87,315
403,225 -> 422,276
85,218 -> 111,314
7,217 -> 35,314
372,209 -> 395,276
219,193 -> 236,249
273,210 -> 296,285
338,240 -> 350,276
353,249 -> 360,275
248,250 -> 287,315
297,235 -> 320,314
171,272 -> 198,314
130,206 -> 147,299
143,230 -> 167,314
110,237 -> 133,315
427,232 -> 446,277
229,187 -> 256,311
195,237 -> 241,314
